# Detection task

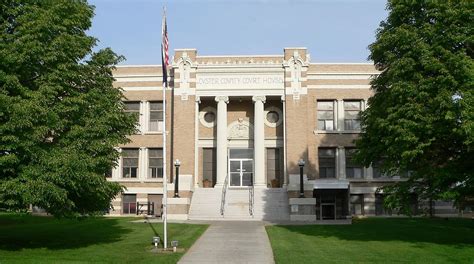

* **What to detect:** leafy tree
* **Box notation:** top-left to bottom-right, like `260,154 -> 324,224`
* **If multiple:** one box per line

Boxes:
356,1 -> 473,216
0,0 -> 136,217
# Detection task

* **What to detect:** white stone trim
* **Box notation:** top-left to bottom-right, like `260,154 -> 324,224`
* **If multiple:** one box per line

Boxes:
307,75 -> 375,80
122,87 -> 165,91
310,62 -> 375,65
116,64 -> 162,67
350,187 -> 378,194
197,54 -> 282,58
264,139 -> 283,148
139,147 -> 147,180
167,198 -> 191,205
289,198 -> 317,205
337,146 -> 346,179
114,76 -> 162,82
194,97 -> 200,188
264,106 -> 283,128
314,179 -> 349,189
307,72 -> 379,75
197,89 -> 284,97
123,187 -> 164,194
199,106 -> 217,128
290,215 -> 317,221
167,214 -> 189,220
112,148 -> 121,180
215,96 -> 229,186
308,85 -> 372,89
197,66 -> 284,71
198,139 -> 216,148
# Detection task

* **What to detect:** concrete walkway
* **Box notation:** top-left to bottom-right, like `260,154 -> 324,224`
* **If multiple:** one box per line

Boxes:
178,221 -> 275,264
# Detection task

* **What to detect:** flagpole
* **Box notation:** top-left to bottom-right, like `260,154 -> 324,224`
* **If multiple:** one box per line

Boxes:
162,80 -> 168,250
161,7 -> 168,250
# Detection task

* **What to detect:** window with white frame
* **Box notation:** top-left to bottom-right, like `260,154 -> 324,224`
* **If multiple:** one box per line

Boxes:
317,101 -> 335,131
124,101 -> 140,131
344,100 -> 362,130
318,148 -> 336,178
148,148 -> 163,178
122,149 -> 139,178
346,148 -> 364,179
149,102 -> 163,132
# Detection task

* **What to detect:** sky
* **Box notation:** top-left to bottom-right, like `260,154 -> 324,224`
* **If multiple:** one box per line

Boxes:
88,0 -> 388,65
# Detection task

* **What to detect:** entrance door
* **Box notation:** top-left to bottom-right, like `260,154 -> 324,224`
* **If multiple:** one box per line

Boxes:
321,204 -> 335,219
148,194 -> 163,217
229,159 -> 253,187
320,193 -> 336,220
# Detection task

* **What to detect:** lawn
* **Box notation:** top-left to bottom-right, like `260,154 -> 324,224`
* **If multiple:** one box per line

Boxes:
0,213 -> 207,264
266,218 -> 474,264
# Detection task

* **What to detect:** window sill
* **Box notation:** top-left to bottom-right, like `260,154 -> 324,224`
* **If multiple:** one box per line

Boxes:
314,130 -> 362,135
143,131 -> 164,135
107,178 -> 164,182
344,178 -> 407,182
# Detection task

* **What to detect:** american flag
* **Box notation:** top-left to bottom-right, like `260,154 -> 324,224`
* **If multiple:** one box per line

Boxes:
161,11 -> 169,86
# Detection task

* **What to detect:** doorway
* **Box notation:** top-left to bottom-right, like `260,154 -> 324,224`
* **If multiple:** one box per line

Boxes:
228,148 -> 254,187
148,194 -> 163,217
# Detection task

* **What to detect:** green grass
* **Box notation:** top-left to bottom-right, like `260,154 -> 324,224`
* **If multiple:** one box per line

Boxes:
0,213 -> 207,264
266,218 -> 474,264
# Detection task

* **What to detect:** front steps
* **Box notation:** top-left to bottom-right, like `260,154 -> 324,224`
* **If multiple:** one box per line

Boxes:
188,188 -> 223,220
188,187 -> 290,221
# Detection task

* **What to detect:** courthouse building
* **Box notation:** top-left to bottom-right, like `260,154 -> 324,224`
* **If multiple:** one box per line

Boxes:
106,47 -> 416,220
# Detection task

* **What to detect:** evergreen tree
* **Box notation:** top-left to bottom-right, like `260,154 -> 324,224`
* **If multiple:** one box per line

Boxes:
356,1 -> 473,215
0,0 -> 136,217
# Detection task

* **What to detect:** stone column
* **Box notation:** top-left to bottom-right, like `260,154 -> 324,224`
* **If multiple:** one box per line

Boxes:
215,96 -> 229,187
253,96 -> 266,187
337,99 -> 344,131
337,146 -> 346,179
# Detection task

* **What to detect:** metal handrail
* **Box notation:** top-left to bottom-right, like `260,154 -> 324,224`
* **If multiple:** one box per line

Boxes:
249,178 -> 254,216
220,174 -> 229,216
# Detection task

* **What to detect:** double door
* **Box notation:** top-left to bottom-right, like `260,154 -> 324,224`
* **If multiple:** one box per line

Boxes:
229,159 -> 253,187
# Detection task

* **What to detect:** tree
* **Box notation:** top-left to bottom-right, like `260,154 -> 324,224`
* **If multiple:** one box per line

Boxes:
355,1 -> 473,216
0,0 -> 136,217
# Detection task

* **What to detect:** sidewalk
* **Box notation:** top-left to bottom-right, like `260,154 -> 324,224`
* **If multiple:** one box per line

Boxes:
178,221 -> 275,264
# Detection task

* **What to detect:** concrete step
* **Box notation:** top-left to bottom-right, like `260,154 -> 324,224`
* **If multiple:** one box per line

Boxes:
189,187 -> 291,221
188,187 -> 224,220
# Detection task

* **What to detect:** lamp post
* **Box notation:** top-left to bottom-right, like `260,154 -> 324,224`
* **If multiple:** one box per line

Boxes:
298,159 -> 305,198
174,159 -> 181,198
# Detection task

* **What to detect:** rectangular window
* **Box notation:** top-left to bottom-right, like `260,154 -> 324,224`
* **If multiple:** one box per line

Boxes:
148,148 -> 163,178
344,100 -> 362,130
372,160 -> 385,178
122,194 -> 137,214
350,194 -> 364,215
319,148 -> 336,178
375,194 -> 391,216
124,101 -> 140,127
122,149 -> 139,178
266,148 -> 281,188
149,102 -> 164,132
346,148 -> 364,179
317,101 -> 335,131
202,148 -> 216,187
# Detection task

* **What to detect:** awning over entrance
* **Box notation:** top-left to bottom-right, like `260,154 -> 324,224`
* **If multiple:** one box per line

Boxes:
314,180 -> 349,189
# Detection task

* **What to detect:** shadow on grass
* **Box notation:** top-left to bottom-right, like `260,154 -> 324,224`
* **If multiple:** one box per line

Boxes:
0,214 -> 133,251
273,218 -> 474,246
